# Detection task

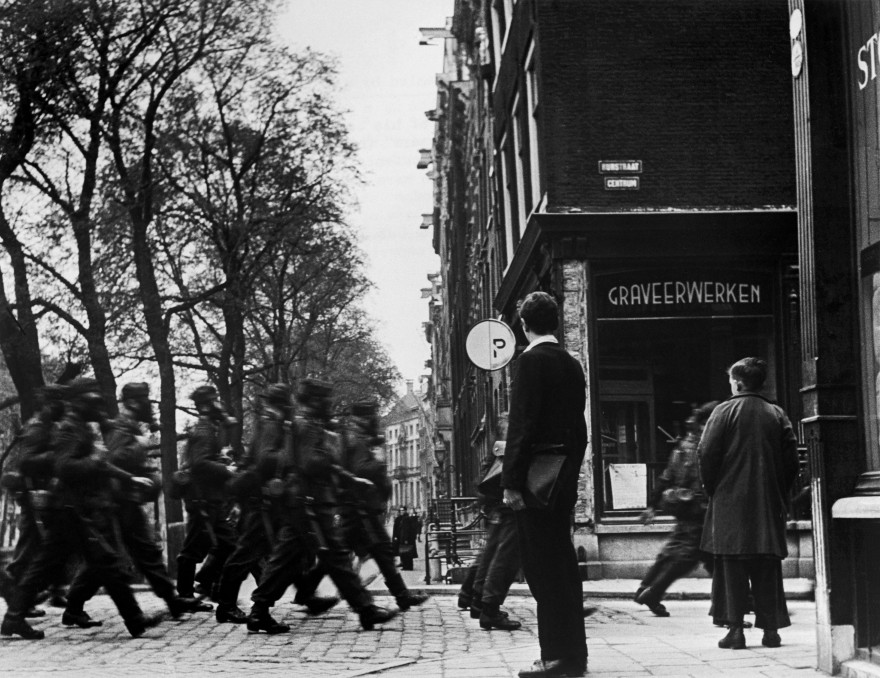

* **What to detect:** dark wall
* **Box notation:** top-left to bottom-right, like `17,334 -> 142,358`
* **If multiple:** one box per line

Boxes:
494,0 -> 796,211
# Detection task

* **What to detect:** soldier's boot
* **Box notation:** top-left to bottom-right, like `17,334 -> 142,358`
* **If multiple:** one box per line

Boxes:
176,557 -> 197,599
358,604 -> 397,631
216,604 -> 248,624
175,596 -> 213,614
395,590 -> 430,611
1,614 -> 45,640
124,612 -> 165,638
61,608 -> 104,628
293,593 -> 340,616
246,605 -> 290,634
24,607 -> 46,618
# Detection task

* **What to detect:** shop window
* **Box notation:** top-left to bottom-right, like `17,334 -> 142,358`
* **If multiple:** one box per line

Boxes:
593,266 -> 779,518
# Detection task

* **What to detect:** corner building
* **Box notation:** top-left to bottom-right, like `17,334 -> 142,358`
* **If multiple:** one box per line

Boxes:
486,0 -> 812,583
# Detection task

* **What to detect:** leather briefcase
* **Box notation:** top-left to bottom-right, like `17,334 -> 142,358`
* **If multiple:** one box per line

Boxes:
477,457 -> 503,500
524,447 -> 567,509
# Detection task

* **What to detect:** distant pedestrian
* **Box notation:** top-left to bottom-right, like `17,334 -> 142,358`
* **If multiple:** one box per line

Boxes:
635,401 -> 718,616
502,291 -> 588,678
700,357 -> 799,650
392,506 -> 418,570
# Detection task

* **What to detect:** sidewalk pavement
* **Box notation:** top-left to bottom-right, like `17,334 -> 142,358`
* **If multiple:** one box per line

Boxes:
0,573 -> 822,678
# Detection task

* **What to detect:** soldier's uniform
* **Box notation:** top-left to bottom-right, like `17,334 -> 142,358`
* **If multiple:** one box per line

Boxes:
1,379 -> 157,640
214,384 -> 322,626
247,379 -> 395,633
4,386 -> 68,606
65,383 -> 208,621
295,400 -> 428,611
176,386 -> 237,600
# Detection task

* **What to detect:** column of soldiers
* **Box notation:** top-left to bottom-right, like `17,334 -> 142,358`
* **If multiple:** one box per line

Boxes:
0,376 -> 428,640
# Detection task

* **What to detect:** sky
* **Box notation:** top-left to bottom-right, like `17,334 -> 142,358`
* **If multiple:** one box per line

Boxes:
275,1 -> 452,391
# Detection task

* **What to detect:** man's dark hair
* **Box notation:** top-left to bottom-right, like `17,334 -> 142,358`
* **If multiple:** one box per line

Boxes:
728,357 -> 767,392
519,291 -> 558,335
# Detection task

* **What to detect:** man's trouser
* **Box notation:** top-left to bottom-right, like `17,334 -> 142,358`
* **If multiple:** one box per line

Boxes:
516,505 -> 587,667
4,507 -> 142,624
251,504 -> 371,611
176,501 -> 236,598
67,501 -> 177,610
710,556 -> 791,630
474,511 -> 520,607
297,505 -> 407,599
215,500 -> 282,607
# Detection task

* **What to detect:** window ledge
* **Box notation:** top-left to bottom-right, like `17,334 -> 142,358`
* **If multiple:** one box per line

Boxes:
832,495 -> 880,520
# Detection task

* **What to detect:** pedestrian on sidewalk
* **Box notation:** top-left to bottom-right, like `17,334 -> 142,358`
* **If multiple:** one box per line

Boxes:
635,401 -> 718,617
700,357 -> 799,650
465,414 -> 522,631
502,292 -> 588,678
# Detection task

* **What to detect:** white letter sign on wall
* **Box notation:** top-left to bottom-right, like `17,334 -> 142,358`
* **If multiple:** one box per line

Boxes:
465,320 -> 516,371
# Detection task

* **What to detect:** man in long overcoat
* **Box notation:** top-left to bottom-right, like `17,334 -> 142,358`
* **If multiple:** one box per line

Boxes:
700,357 -> 799,650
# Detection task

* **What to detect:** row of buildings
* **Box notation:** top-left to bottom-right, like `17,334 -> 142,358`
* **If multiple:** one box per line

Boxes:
415,0 -> 880,675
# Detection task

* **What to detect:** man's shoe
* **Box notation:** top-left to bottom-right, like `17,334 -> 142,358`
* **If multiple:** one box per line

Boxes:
635,587 -> 670,617
762,630 -> 782,648
246,609 -> 290,634
0,615 -> 44,640
396,591 -> 429,611
718,626 -> 746,649
23,607 -> 46,618
469,602 -> 482,619
583,606 -> 598,618
302,595 -> 340,616
62,610 -> 103,628
633,586 -> 645,602
181,597 -> 213,612
358,605 -> 397,630
479,610 -> 522,631
457,592 -> 471,610
125,612 -> 165,638
518,659 -> 586,677
215,605 -> 248,624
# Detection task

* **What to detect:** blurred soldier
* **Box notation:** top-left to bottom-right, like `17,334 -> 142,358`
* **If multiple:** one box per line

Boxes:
175,385 -> 238,602
1,378 -> 160,639
214,383 -> 338,625
246,378 -> 396,633
294,399 -> 428,612
64,383 -> 211,626
2,385 -> 69,614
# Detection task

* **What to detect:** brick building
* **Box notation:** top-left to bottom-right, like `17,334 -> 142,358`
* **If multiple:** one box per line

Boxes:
423,0 -> 812,587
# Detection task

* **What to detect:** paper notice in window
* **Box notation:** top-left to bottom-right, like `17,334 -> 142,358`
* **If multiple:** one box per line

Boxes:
608,463 -> 648,509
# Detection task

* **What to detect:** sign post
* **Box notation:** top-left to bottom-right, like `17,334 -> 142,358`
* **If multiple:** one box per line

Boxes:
465,320 -> 516,371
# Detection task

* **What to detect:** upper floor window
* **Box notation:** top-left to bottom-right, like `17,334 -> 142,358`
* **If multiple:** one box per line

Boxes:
511,93 -> 529,232
525,42 -> 542,210
490,0 -> 514,68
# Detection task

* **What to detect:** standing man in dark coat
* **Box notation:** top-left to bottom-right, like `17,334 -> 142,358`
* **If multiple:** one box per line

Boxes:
700,357 -> 799,650
501,291 -> 588,678
391,506 -> 418,570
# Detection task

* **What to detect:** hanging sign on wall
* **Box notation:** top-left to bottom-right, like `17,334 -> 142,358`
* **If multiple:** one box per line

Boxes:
595,269 -> 773,319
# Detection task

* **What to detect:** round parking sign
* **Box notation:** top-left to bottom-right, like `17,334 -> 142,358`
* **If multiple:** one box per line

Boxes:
465,320 -> 516,371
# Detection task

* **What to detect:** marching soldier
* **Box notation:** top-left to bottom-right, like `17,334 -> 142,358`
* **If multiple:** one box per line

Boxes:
63,383 -> 211,626
175,385 -> 238,602
214,383 -> 337,625
2,385 -> 68,614
1,378 -> 160,639
294,399 -> 429,612
245,378 -> 396,633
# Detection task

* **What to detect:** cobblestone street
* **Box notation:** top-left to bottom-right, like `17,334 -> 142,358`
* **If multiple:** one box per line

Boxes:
0,583 -> 820,678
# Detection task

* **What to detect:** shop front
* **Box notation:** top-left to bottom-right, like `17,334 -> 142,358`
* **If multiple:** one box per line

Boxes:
496,211 -> 810,580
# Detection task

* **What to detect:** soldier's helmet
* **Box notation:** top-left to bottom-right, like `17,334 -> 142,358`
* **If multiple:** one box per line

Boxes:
65,378 -> 107,420
260,383 -> 292,408
121,382 -> 150,401
296,378 -> 333,404
351,399 -> 379,418
66,377 -> 102,401
190,385 -> 218,407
